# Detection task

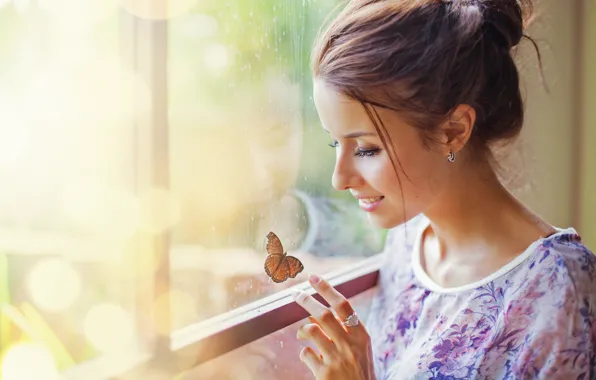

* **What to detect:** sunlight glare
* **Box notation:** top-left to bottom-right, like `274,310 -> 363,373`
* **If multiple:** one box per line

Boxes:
177,13 -> 219,39
84,304 -> 135,352
1,343 -> 60,380
26,258 -> 81,312
61,179 -> 141,241
120,0 -> 197,20
203,43 -> 232,73
139,188 -> 182,234
26,55 -> 151,127
13,0 -> 32,13
42,0 -> 119,33
0,97 -> 29,169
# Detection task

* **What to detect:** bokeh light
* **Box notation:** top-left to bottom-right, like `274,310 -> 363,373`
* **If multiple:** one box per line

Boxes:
120,0 -> 198,20
12,0 -> 32,13
84,303 -> 135,352
1,342 -> 60,380
41,0 -> 119,34
180,13 -> 219,39
25,54 -> 151,127
26,258 -> 81,312
203,43 -> 232,73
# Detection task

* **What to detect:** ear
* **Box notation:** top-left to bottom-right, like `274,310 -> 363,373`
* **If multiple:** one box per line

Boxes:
436,104 -> 476,156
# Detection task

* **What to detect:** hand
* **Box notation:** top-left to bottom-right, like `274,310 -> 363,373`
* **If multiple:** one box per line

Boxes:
292,274 -> 376,380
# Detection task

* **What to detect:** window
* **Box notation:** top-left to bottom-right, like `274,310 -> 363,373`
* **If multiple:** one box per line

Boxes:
184,287 -> 377,380
167,0 -> 385,331
1,1 -> 385,379
0,2 -> 145,379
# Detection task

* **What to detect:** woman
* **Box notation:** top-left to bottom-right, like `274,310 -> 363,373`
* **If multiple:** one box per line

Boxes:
291,0 -> 596,379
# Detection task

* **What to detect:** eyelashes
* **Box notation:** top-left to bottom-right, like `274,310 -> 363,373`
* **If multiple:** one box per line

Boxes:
355,148 -> 380,157
328,140 -> 381,157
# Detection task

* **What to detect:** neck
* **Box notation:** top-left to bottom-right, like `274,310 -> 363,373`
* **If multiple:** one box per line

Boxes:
423,161 -> 554,260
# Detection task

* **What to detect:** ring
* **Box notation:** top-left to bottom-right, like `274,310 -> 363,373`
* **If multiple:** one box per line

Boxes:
342,312 -> 359,327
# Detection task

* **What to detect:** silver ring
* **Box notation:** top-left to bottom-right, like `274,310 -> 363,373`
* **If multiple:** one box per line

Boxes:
342,312 -> 359,327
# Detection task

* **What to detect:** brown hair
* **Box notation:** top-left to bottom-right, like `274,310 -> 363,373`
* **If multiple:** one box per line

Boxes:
311,0 -> 541,166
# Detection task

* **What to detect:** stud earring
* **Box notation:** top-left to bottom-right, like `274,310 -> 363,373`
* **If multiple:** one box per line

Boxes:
447,151 -> 455,163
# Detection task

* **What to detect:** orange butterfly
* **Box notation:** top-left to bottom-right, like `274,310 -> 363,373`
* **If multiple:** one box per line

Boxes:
264,231 -> 304,283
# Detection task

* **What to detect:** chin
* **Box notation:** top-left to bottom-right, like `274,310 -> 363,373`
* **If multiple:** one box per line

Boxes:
366,207 -> 422,229
366,213 -> 404,229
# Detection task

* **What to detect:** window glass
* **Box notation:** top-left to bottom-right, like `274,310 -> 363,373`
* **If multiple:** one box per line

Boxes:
182,288 -> 377,380
168,0 -> 386,330
0,2 -> 140,376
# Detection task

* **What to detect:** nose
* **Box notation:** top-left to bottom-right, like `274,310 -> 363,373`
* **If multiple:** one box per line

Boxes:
331,153 -> 360,191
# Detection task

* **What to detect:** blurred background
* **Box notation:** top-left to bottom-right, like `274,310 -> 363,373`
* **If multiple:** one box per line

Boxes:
0,0 -> 594,379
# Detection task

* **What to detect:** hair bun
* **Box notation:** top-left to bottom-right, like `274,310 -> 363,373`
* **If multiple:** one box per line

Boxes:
482,0 -> 533,49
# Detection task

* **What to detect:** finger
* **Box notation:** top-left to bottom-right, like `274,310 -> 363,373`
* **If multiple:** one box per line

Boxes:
297,323 -> 336,358
308,274 -> 367,336
292,289 -> 346,343
299,346 -> 323,376
308,274 -> 355,319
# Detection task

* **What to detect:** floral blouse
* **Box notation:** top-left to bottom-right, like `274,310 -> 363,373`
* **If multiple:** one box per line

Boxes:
367,215 -> 596,380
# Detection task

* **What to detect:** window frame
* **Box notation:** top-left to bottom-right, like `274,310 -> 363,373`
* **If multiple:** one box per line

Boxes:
61,259 -> 381,380
61,6 -> 383,380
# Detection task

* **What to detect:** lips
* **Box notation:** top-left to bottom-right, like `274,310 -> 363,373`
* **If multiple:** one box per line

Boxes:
359,196 -> 384,204
355,195 -> 385,212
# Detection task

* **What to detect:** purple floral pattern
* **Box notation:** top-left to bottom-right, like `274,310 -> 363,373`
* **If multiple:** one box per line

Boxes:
367,217 -> 596,380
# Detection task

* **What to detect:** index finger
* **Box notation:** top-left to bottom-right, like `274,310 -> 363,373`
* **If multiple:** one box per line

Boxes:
308,274 -> 368,335
292,289 -> 347,344
308,274 -> 354,317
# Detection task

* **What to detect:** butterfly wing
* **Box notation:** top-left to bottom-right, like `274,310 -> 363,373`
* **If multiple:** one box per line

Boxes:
264,254 -> 284,279
266,257 -> 291,283
264,231 -> 304,283
265,231 -> 286,282
266,231 -> 284,257
285,256 -> 304,279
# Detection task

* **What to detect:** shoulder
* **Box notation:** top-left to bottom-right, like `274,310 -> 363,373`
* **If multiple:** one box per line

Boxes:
505,231 -> 596,377
523,230 -> 595,295
504,229 -> 596,312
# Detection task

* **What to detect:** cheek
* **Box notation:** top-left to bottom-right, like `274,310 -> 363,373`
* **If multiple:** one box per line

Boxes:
399,149 -> 447,202
378,146 -> 445,204
354,156 -> 392,190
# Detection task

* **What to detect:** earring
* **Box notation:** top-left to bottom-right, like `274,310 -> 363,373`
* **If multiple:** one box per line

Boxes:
447,151 -> 455,163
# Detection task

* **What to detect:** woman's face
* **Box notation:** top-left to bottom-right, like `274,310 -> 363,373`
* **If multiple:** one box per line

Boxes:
313,79 -> 451,228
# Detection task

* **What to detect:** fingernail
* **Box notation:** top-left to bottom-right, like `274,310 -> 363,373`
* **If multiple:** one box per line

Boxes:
309,274 -> 321,285
291,289 -> 305,302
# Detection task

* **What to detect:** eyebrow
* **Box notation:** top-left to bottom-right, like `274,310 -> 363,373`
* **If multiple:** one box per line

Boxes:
323,129 -> 376,139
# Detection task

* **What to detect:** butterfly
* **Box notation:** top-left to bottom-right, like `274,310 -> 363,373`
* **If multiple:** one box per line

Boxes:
264,231 -> 304,283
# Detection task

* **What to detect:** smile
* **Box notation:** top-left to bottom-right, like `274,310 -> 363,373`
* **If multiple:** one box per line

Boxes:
357,196 -> 385,212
